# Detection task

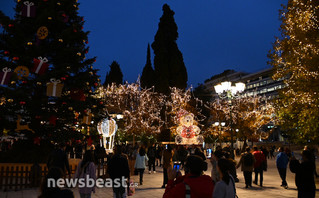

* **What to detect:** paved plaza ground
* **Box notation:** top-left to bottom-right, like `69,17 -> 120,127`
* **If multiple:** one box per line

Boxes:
1,154 -> 318,198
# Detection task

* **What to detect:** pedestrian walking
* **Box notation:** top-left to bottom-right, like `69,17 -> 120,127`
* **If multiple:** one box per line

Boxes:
155,145 -> 163,167
269,146 -> 275,159
74,150 -> 96,198
290,149 -> 316,198
213,158 -> 237,198
39,167 -> 74,198
163,155 -> 214,198
211,146 -> 224,183
47,143 -> 71,177
236,147 -> 255,188
107,145 -> 130,198
135,147 -> 148,185
147,144 -> 156,173
252,146 -> 266,186
276,147 -> 289,189
194,147 -> 206,160
304,145 -> 319,178
162,145 -> 173,188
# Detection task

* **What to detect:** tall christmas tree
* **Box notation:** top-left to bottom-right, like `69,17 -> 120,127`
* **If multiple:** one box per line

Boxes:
152,4 -> 188,95
269,0 -> 319,143
0,0 -> 105,142
140,44 -> 155,89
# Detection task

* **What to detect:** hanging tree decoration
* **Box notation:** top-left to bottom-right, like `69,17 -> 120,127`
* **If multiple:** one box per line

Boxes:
14,66 -> 29,80
37,26 -> 49,40
32,56 -> 49,75
21,1 -> 36,18
0,67 -> 13,85
46,78 -> 63,97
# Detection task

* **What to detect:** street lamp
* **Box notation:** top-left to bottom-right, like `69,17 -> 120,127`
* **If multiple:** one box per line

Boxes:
214,81 -> 245,158
214,121 -> 225,146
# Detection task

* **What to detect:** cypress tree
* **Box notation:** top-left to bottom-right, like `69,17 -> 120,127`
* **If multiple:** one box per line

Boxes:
151,4 -> 188,94
103,61 -> 123,86
140,44 -> 155,89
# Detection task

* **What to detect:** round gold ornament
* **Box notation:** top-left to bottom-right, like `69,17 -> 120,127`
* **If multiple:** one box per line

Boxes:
37,26 -> 49,40
14,66 -> 30,79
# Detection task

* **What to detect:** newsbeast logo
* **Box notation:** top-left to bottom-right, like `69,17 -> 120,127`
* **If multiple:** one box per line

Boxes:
47,176 -> 139,188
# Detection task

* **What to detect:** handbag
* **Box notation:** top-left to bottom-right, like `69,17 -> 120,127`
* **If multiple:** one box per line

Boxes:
127,179 -> 136,196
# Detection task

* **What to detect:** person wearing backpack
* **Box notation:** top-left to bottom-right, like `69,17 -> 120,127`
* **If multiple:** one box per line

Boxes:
236,147 -> 255,188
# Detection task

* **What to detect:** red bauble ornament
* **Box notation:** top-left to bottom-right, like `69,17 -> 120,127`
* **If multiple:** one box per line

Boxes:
99,101 -> 103,105
94,83 -> 98,87
61,77 -> 66,81
4,51 -> 9,55
22,80 -> 27,84
20,101 -> 26,105
8,24 -> 14,28
13,57 -> 19,61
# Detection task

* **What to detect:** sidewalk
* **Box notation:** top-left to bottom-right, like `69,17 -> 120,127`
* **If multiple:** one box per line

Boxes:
1,156 -> 318,198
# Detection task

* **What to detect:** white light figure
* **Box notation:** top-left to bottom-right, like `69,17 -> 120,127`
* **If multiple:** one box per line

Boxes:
97,118 -> 117,152
175,109 -> 204,145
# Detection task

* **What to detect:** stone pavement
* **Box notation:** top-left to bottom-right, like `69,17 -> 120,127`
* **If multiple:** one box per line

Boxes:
1,155 -> 318,198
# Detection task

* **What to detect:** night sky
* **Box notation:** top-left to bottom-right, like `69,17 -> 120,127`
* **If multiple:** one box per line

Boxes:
1,0 -> 287,87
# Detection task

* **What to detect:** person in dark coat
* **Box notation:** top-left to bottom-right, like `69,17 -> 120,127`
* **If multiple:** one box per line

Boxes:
47,143 -> 70,176
290,149 -> 316,198
39,167 -> 74,198
147,144 -> 156,173
107,145 -> 130,198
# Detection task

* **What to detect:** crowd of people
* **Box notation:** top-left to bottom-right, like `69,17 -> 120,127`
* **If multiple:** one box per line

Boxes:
34,142 -> 318,198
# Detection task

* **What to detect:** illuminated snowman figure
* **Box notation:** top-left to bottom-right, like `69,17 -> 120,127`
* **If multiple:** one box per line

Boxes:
175,109 -> 204,145
97,118 -> 117,152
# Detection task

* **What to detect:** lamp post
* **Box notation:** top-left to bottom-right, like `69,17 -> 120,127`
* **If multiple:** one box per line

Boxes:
214,81 -> 245,158
214,121 -> 225,146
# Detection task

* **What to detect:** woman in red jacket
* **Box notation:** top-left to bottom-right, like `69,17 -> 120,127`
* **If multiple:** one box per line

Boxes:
163,155 -> 214,198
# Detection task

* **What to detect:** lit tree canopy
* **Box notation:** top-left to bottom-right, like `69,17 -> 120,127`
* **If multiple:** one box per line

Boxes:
269,0 -> 319,143
95,83 -> 165,135
207,96 -> 275,142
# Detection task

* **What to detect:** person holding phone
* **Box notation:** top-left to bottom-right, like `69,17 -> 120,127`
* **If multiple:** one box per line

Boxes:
163,155 -> 214,198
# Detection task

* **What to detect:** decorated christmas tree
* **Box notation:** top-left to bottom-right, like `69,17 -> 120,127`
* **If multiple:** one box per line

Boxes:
0,0 -> 105,142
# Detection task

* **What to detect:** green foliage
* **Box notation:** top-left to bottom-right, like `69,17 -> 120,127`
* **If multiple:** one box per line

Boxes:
268,0 -> 319,143
151,4 -> 187,95
0,0 -> 106,142
140,44 -> 155,89
103,61 -> 123,86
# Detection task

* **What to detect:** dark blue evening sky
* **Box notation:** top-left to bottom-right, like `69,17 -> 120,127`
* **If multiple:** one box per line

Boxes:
1,0 -> 287,87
